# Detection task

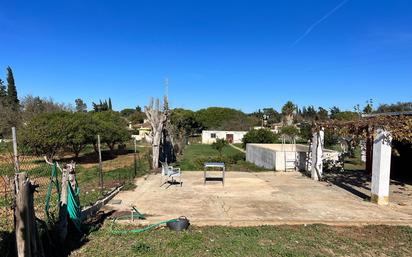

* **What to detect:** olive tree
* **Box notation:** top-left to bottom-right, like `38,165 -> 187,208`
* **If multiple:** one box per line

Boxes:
91,111 -> 130,154
20,112 -> 72,159
65,112 -> 96,157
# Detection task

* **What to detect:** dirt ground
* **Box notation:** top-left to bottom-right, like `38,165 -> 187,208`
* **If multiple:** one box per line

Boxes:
104,171 -> 412,226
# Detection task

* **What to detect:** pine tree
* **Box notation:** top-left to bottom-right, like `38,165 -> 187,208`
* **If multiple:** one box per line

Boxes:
108,98 -> 112,110
6,66 -> 19,106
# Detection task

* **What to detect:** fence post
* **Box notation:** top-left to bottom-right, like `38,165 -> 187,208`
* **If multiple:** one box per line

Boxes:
14,172 -> 43,257
97,135 -> 103,193
14,172 -> 31,257
12,127 -> 20,172
134,139 -> 137,177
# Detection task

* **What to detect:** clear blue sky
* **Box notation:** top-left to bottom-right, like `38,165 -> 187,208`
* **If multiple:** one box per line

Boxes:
0,0 -> 411,113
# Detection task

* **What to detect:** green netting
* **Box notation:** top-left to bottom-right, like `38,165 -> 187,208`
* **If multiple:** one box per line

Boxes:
44,162 -> 60,221
45,163 -> 82,232
67,179 -> 82,232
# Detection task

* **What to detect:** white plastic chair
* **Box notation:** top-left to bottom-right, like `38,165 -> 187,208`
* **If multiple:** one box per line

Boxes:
160,161 -> 182,187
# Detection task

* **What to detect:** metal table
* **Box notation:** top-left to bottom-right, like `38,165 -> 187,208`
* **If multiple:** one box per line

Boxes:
203,162 -> 225,186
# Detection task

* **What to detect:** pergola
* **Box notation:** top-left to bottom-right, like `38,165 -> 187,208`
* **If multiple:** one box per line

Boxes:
309,112 -> 412,205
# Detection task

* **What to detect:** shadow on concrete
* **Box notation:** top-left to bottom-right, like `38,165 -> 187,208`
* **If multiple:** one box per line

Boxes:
322,169 -> 371,201
323,168 -> 412,201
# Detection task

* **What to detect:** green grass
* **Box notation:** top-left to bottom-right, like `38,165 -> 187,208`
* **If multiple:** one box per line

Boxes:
232,143 -> 243,149
71,224 -> 412,257
177,144 -> 269,172
343,146 -> 365,171
76,158 -> 149,207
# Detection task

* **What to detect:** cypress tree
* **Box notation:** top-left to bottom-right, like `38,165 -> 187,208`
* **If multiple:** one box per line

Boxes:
108,98 -> 112,110
0,79 -> 6,98
6,66 -> 19,105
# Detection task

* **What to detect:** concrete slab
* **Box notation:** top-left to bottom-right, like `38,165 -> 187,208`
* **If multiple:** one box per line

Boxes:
104,171 -> 412,226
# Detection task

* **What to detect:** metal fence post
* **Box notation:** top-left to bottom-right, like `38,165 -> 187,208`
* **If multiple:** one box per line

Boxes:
12,127 -> 20,173
97,135 -> 103,193
134,139 -> 137,177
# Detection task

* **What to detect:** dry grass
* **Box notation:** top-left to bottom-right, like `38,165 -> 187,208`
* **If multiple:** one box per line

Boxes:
80,153 -> 136,170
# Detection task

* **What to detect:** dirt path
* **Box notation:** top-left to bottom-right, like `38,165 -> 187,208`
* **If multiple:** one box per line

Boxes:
228,144 -> 245,153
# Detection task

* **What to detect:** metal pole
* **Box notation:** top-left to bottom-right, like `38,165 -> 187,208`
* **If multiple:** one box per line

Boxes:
97,135 -> 103,192
12,127 -> 20,173
134,139 -> 137,177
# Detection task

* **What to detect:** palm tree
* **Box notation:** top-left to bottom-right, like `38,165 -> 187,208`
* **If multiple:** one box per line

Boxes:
281,101 -> 296,125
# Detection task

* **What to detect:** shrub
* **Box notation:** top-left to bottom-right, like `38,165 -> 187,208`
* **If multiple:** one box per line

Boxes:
242,129 -> 278,148
279,125 -> 299,138
231,152 -> 245,162
211,138 -> 227,156
194,156 -> 235,167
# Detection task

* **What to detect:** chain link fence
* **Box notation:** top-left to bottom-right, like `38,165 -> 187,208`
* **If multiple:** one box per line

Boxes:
0,141 -> 63,231
0,149 -> 14,232
0,128 -> 151,242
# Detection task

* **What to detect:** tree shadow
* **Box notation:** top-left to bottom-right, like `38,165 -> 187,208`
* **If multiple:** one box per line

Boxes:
57,149 -> 136,165
322,168 -> 412,201
43,210 -> 115,257
320,169 -> 372,200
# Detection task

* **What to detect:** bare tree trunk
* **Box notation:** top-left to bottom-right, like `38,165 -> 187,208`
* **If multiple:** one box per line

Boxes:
15,172 -> 31,257
152,132 -> 161,169
14,172 -> 44,257
145,97 -> 168,169
56,165 -> 68,242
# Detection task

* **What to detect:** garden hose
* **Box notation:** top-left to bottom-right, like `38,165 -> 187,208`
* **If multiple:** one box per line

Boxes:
110,218 -> 178,234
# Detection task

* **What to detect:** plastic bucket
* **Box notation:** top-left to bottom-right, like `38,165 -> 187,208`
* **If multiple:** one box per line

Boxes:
166,216 -> 190,231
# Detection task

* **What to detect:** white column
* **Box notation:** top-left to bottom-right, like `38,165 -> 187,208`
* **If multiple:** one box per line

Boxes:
317,129 -> 324,178
310,132 -> 318,180
371,129 -> 392,205
310,129 -> 324,181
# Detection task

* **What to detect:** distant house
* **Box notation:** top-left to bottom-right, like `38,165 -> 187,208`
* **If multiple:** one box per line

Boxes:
202,130 -> 248,144
131,121 -> 152,141
270,122 -> 284,134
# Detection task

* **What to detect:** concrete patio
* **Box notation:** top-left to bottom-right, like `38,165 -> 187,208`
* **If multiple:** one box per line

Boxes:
105,171 -> 412,226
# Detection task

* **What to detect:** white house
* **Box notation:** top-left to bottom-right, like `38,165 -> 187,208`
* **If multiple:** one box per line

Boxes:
202,130 -> 248,144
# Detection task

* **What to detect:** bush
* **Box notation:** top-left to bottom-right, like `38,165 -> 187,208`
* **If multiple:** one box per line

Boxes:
280,125 -> 299,139
211,138 -> 227,156
20,111 -> 130,159
231,152 -> 245,162
242,129 -> 278,148
194,156 -> 236,168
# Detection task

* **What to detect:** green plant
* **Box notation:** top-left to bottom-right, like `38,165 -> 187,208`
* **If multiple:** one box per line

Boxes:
279,125 -> 299,139
211,138 -> 228,156
242,129 -> 278,148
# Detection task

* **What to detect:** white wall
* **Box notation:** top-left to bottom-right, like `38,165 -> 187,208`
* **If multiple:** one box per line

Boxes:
246,143 -> 338,172
246,144 -> 276,169
202,130 -> 248,144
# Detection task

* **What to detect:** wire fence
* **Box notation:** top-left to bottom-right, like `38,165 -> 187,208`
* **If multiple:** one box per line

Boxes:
0,128 -> 151,236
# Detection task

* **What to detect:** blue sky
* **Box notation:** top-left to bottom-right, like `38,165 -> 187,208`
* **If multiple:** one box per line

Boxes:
0,0 -> 411,113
